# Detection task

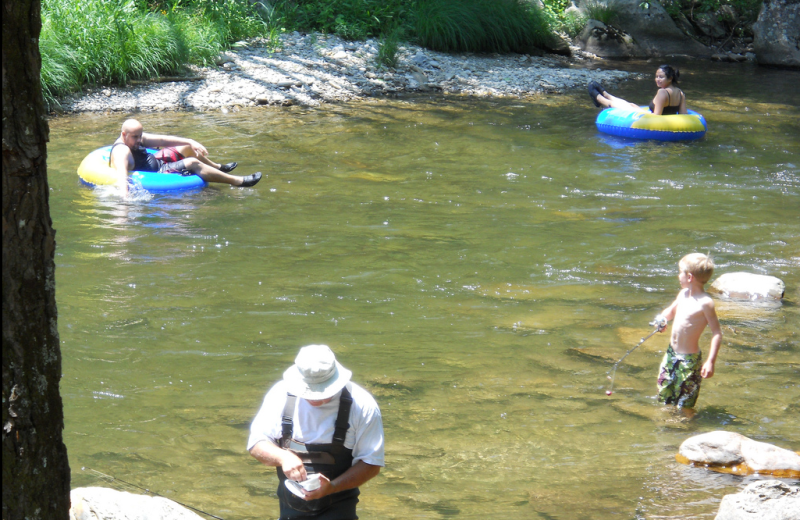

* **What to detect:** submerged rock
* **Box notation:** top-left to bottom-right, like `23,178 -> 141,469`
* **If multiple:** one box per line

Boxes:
70,487 -> 205,520
715,480 -> 800,520
709,272 -> 786,300
678,431 -> 800,478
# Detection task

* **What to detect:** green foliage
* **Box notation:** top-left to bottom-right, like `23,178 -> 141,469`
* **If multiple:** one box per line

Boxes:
414,0 -> 550,53
653,0 -> 763,34
583,0 -> 621,24
273,0 -> 409,41
40,0 -> 280,106
376,26 -> 401,68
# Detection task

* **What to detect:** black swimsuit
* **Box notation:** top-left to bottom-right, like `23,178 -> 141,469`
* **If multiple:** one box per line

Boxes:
649,88 -> 683,115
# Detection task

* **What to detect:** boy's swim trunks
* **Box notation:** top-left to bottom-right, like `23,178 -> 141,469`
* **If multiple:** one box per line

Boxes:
657,345 -> 703,408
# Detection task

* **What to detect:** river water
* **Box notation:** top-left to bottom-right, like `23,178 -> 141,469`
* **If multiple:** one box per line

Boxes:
50,60 -> 799,519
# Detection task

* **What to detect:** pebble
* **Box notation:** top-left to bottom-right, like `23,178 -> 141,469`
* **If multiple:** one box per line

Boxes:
61,32 -> 634,113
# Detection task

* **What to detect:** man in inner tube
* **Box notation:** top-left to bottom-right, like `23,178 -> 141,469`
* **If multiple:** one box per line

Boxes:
248,345 -> 384,520
110,119 -> 261,193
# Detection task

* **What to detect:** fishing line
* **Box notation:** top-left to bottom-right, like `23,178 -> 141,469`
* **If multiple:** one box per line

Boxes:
83,467 -> 225,520
605,327 -> 660,396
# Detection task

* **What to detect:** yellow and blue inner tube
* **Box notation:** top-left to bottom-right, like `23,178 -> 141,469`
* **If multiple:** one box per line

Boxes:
77,146 -> 207,192
596,107 -> 707,141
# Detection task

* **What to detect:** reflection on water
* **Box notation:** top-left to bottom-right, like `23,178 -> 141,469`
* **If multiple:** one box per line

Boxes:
50,60 -> 799,520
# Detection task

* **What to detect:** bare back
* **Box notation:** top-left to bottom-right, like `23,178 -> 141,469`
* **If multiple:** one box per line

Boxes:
669,288 -> 714,354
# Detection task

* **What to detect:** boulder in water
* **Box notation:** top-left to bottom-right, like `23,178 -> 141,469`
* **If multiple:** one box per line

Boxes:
709,272 -> 785,300
715,480 -> 800,520
678,431 -> 800,478
70,487 -> 205,520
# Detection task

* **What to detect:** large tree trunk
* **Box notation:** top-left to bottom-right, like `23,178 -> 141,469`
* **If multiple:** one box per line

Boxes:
2,0 -> 71,518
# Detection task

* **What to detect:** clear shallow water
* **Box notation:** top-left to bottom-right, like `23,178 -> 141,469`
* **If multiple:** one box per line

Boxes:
50,60 -> 799,520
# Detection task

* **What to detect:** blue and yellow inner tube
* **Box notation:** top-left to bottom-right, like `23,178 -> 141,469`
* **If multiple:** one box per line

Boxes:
77,146 -> 207,192
596,107 -> 707,141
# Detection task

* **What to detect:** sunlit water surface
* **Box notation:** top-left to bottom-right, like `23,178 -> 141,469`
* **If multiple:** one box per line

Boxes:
50,60 -> 799,520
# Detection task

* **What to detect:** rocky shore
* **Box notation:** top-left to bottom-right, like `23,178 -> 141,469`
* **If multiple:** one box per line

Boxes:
60,32 -> 636,113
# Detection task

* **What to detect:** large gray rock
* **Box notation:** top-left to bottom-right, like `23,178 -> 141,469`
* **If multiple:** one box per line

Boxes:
576,0 -> 711,57
70,487 -> 205,520
679,431 -> 800,475
715,480 -> 800,520
753,0 -> 800,69
709,272 -> 786,300
578,20 -> 637,58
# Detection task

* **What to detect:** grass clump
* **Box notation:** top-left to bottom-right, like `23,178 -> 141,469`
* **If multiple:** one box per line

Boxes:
376,26 -> 402,68
414,0 -> 550,53
583,0 -> 621,25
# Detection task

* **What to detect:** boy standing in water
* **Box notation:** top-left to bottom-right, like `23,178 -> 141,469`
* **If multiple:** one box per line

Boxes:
652,253 -> 723,408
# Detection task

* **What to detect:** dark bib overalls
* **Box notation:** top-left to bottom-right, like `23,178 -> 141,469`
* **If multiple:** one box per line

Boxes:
109,142 -> 160,172
277,388 -> 360,520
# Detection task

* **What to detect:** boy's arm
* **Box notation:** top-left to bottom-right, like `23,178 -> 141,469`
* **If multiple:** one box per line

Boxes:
142,132 -> 209,157
654,294 -> 681,331
700,299 -> 723,378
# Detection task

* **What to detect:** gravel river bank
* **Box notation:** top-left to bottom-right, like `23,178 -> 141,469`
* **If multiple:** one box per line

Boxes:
60,32 -> 640,113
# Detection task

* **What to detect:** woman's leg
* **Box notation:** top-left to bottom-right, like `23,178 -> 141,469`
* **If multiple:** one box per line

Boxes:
599,92 -> 639,110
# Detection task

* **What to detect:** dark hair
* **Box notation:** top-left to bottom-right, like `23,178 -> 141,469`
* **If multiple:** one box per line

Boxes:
658,64 -> 680,85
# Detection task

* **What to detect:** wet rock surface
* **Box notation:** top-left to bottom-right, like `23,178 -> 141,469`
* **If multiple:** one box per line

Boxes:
61,32 -> 634,113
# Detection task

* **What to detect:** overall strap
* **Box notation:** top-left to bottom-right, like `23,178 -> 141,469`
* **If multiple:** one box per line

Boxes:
108,142 -> 125,167
281,393 -> 298,449
332,387 -> 352,446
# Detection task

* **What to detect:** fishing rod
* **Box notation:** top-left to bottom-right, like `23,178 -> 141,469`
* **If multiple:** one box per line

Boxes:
84,468 -> 225,520
605,320 -> 663,396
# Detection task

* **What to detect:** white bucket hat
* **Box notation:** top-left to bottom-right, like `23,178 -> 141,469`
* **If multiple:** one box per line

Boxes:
283,345 -> 352,400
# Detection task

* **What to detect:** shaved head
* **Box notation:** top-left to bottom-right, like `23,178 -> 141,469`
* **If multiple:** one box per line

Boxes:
121,119 -> 143,135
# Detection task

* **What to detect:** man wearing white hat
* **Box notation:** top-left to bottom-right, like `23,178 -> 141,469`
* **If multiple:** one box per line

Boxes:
248,345 -> 385,519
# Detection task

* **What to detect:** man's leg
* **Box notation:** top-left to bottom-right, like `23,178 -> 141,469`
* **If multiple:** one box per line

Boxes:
183,157 -> 259,187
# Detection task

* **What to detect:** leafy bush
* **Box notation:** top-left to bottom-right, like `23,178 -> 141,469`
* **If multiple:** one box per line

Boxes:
273,0 -> 409,40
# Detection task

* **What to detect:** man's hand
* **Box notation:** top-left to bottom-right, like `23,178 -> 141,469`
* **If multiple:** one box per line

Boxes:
281,451 -> 307,483
301,474 -> 333,501
188,139 -> 208,157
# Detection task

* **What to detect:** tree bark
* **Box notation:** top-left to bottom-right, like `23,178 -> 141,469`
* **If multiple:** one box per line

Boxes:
2,0 -> 71,518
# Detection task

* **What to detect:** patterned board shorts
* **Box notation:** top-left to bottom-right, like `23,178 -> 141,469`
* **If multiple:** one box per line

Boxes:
154,147 -> 191,175
657,345 -> 703,408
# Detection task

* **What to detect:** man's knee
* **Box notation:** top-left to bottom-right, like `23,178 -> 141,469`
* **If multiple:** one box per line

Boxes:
183,157 -> 201,170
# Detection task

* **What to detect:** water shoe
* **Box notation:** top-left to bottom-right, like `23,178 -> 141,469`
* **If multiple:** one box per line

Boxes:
219,162 -> 238,173
240,172 -> 262,187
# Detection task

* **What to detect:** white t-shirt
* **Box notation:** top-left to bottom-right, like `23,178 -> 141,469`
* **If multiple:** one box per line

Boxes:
247,381 -> 385,467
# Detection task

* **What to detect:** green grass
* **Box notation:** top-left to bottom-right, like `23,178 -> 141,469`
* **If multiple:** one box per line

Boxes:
583,0 -> 621,25
40,0 -> 564,108
414,0 -> 551,53
40,0 -> 277,107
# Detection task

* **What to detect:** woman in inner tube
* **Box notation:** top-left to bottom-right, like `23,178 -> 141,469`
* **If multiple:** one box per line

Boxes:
588,65 -> 687,115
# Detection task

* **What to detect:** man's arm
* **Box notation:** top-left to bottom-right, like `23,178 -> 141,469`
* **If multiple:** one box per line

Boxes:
700,299 -> 723,378
249,440 -> 307,482
303,461 -> 380,501
109,145 -> 131,194
141,133 -> 208,157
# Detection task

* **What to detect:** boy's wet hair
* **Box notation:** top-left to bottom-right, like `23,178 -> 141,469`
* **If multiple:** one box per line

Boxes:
679,253 -> 714,283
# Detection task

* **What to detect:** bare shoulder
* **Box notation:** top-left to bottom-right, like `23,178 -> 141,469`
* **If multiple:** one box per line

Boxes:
698,291 -> 716,310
